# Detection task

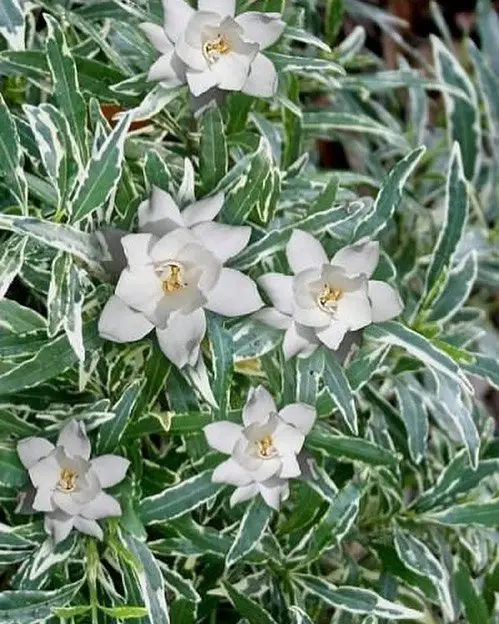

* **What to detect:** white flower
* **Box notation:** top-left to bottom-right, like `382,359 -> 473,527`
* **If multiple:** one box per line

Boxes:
256,230 -> 404,358
16,420 -> 129,544
204,385 -> 316,510
98,188 -> 263,369
141,0 -> 285,98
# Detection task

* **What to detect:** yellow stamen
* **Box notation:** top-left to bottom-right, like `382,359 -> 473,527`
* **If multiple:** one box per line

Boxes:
58,468 -> 77,492
319,284 -> 343,309
162,264 -> 185,295
203,35 -> 230,62
258,436 -> 275,458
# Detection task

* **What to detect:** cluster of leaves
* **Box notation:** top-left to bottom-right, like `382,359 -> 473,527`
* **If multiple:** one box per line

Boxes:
0,0 -> 499,622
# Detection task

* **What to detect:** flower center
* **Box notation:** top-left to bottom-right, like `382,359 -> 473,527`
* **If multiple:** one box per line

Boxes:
258,435 -> 276,458
58,468 -> 78,492
203,35 -> 230,63
318,284 -> 343,312
161,263 -> 186,295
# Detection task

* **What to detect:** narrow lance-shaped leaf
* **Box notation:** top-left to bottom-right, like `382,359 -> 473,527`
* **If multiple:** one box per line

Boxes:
322,350 -> 358,434
0,0 -> 25,51
0,93 -> 27,210
45,14 -> 87,164
0,235 -> 27,300
427,500 -> 499,527
200,105 -> 227,192
206,313 -> 233,419
394,377 -> 429,464
226,496 -> 272,568
223,581 -> 278,624
70,112 -> 132,222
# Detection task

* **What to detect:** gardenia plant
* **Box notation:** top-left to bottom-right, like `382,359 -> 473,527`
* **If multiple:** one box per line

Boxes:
141,0 -> 285,97
17,420 -> 129,544
256,231 -> 403,357
98,187 -> 263,369
204,385 -> 316,509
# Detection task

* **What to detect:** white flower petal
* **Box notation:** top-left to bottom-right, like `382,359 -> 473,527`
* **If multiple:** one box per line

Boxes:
28,453 -> 59,489
250,458 -> 282,482
140,22 -> 172,53
286,229 -> 328,274
81,492 -> 122,520
279,454 -> 301,479
33,487 -> 55,512
187,68 -> 219,96
316,320 -> 348,350
254,307 -> 292,330
283,322 -> 318,360
293,304 -> 330,328
213,458 -> 252,486
273,421 -> 304,455
242,52 -> 278,97
121,233 -> 156,269
98,296 -> 154,343
205,268 -> 263,316
204,421 -> 243,454
73,516 -> 104,540
236,12 -> 285,49
147,50 -> 186,85
338,288 -> 372,331
331,240 -> 380,278
175,242 -> 221,293
213,53 -> 253,92
279,403 -> 316,435
57,420 -> 91,460
258,480 -> 285,510
368,280 -> 404,322
186,353 -> 217,406
162,0 -> 195,42
181,192 -> 224,227
91,456 -> 130,489
192,222 -> 250,263
139,188 -> 184,237
230,483 -> 258,506
259,273 -> 293,315
115,266 -> 163,319
199,0 -> 235,16
176,35 -> 207,72
242,385 -> 277,426
150,228 -> 199,263
17,437 -> 54,470
44,510 -> 74,544
156,308 -> 206,369
52,490 -> 82,516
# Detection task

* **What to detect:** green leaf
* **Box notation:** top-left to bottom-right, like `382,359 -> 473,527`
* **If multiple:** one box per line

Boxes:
427,500 -> 499,527
96,378 -> 144,454
393,527 -> 454,619
346,344 -> 389,393
296,349 -> 324,404
307,423 -> 399,467
0,0 -> 24,50
144,150 -> 172,193
364,321 -> 472,392
140,469 -> 224,525
468,39 -> 499,136
354,146 -> 425,241
0,443 -> 26,488
99,605 -> 149,619
294,575 -> 424,620
0,92 -> 27,208
70,112 -> 132,222
200,106 -> 227,192
52,605 -> 91,618
0,579 -> 83,623
0,522 -> 35,550
394,377 -> 428,464
226,496 -> 272,568
0,299 -> 45,333
267,52 -> 344,75
322,350 -> 358,434
223,581 -> 278,624
463,353 -> 499,390
44,14 -> 87,165
326,0 -> 345,44
432,36 -> 481,181
289,606 -> 314,624
0,408 -> 40,438
206,313 -> 233,418
477,0 -> 499,74
453,564 -> 490,624
424,143 -> 469,297
0,235 -> 27,299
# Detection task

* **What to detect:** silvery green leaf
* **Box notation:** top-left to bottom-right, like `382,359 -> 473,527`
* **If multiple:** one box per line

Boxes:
200,105 -> 228,192
22,535 -> 77,583
394,377 -> 429,464
45,13 -> 87,165
144,149 -> 172,193
294,575 -> 424,620
393,527 -> 454,620
0,407 -> 40,437
229,319 -> 282,361
463,353 -> 499,390
296,349 -> 324,404
206,313 -> 233,418
0,93 -> 27,209
353,146 -> 426,241
267,52 -> 345,75
432,36 -> 481,181
158,564 -> 201,603
70,112 -> 132,222
334,25 -> 365,62
226,496 -> 272,568
140,470 -> 224,525
289,606 -> 314,624
423,143 -> 469,299
322,350 -> 358,434
0,0 -> 24,51
0,235 -> 27,300
346,344 -> 389,393
223,581 -> 278,624
283,26 -> 332,52
476,0 -> 499,78
468,39 -> 499,136
427,500 -> 499,527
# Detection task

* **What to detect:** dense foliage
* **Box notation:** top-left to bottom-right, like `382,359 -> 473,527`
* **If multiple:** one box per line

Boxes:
0,0 -> 499,622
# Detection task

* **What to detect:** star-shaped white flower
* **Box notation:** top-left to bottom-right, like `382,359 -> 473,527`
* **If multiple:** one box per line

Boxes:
256,230 -> 404,358
98,188 -> 263,369
141,0 -> 285,98
17,420 -> 129,544
204,385 -> 316,509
